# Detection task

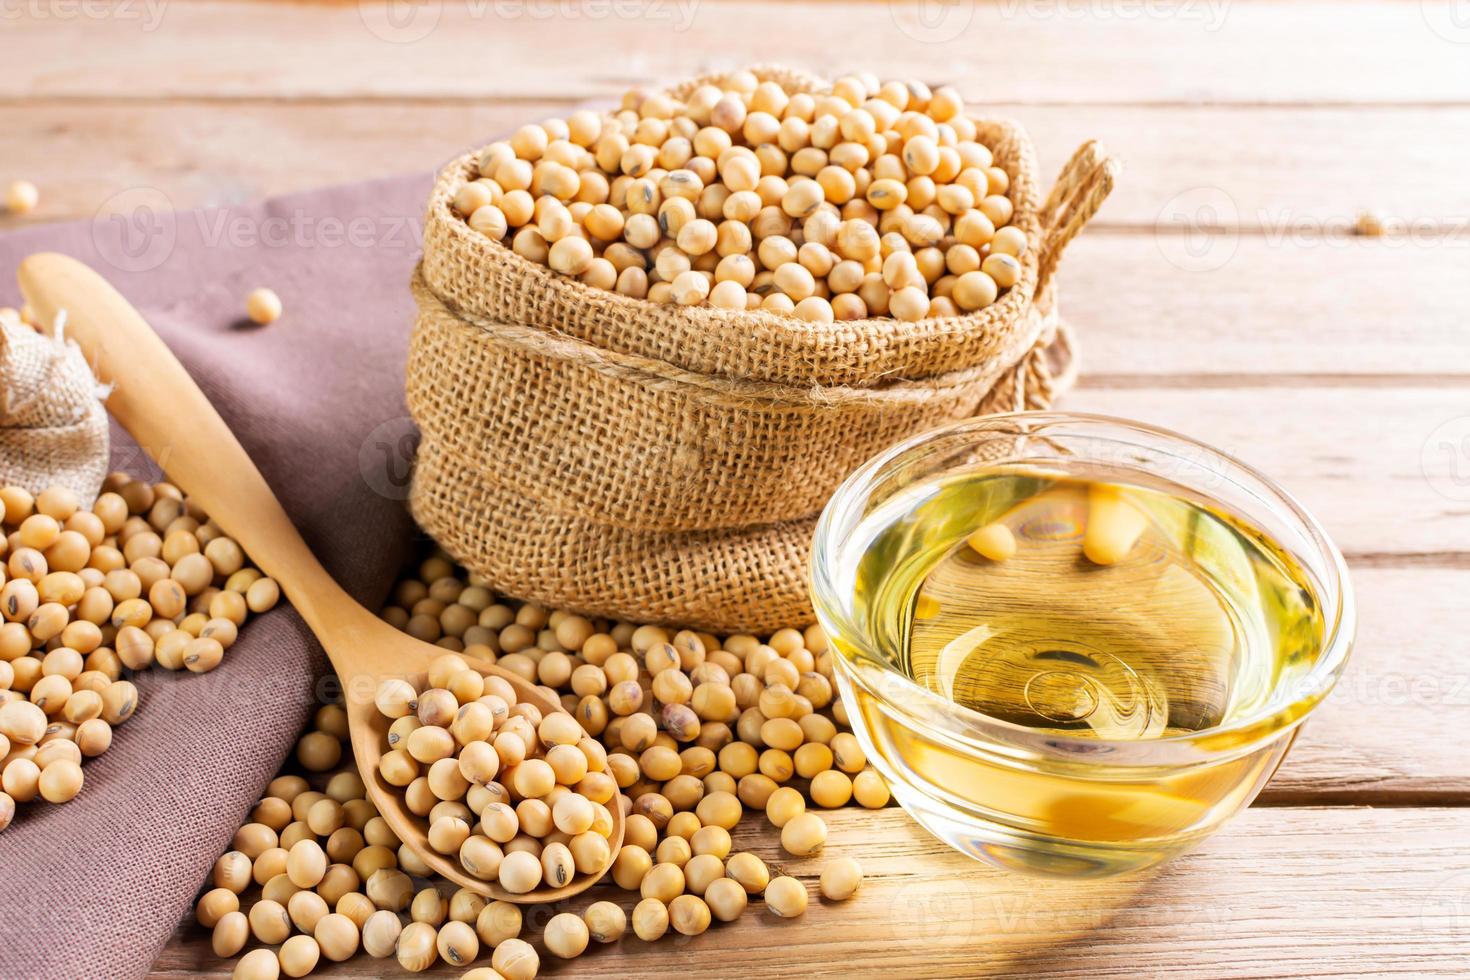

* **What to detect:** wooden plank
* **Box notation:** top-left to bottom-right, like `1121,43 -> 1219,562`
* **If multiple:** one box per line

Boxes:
1265,568 -> 1470,803
1063,235 -> 1470,379
6,1 -> 1470,105
149,806 -> 1470,978
1024,105 -> 1470,226
6,102 -> 1470,227
967,207 -> 1467,379
1061,386 -> 1470,560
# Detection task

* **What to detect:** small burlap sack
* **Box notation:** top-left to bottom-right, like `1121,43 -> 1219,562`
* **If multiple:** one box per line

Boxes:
0,311 -> 109,504
408,67 -> 1118,631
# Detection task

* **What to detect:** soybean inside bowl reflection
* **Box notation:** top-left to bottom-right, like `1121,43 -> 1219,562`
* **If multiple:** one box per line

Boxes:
810,413 -> 1354,877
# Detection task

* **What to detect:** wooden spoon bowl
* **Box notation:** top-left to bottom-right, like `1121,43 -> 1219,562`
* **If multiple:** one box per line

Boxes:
348,661 -> 622,902
350,663 -> 619,902
18,252 -> 622,903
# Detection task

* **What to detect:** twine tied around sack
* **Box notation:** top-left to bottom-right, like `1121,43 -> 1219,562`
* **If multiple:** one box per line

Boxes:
423,287 -> 1069,414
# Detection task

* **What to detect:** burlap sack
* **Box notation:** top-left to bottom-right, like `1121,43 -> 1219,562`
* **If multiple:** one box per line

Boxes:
408,67 -> 1117,631
0,312 -> 109,504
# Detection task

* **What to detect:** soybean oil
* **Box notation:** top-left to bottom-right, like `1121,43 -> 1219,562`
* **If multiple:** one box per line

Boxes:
841,467 -> 1325,856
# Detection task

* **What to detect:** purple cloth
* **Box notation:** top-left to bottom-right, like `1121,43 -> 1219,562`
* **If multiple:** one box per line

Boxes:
0,172 -> 433,980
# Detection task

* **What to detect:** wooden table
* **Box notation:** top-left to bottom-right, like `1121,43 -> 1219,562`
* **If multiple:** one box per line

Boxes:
8,1 -> 1470,975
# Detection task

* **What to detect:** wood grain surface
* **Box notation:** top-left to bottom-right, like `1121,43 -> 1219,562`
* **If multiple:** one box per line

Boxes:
3,0 -> 1468,974
152,807 -> 1470,977
6,1 -> 1470,104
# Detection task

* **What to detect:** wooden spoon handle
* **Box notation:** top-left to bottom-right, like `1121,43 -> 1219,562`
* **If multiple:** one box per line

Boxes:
17,252 -> 359,648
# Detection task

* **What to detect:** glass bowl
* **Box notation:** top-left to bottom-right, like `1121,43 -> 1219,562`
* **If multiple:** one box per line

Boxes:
810,412 -> 1355,877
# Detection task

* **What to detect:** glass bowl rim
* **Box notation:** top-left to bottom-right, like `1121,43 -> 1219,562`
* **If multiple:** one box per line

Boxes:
809,410 -> 1356,759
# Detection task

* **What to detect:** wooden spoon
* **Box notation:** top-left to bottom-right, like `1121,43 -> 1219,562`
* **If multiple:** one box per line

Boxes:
17,252 -> 622,903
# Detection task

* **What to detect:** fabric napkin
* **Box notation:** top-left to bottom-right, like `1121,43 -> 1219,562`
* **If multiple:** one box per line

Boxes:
0,172 -> 434,980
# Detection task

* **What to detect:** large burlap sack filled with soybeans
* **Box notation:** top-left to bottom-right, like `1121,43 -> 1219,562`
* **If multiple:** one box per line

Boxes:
406,66 -> 1118,632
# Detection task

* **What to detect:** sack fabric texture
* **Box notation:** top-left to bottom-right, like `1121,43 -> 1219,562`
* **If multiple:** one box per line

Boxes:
0,313 -> 110,504
408,66 -> 1116,631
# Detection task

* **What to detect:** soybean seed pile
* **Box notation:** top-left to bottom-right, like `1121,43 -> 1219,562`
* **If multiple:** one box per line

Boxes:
372,672 -> 620,896
456,70 -> 1026,323
202,546 -> 884,979
0,475 -> 280,835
